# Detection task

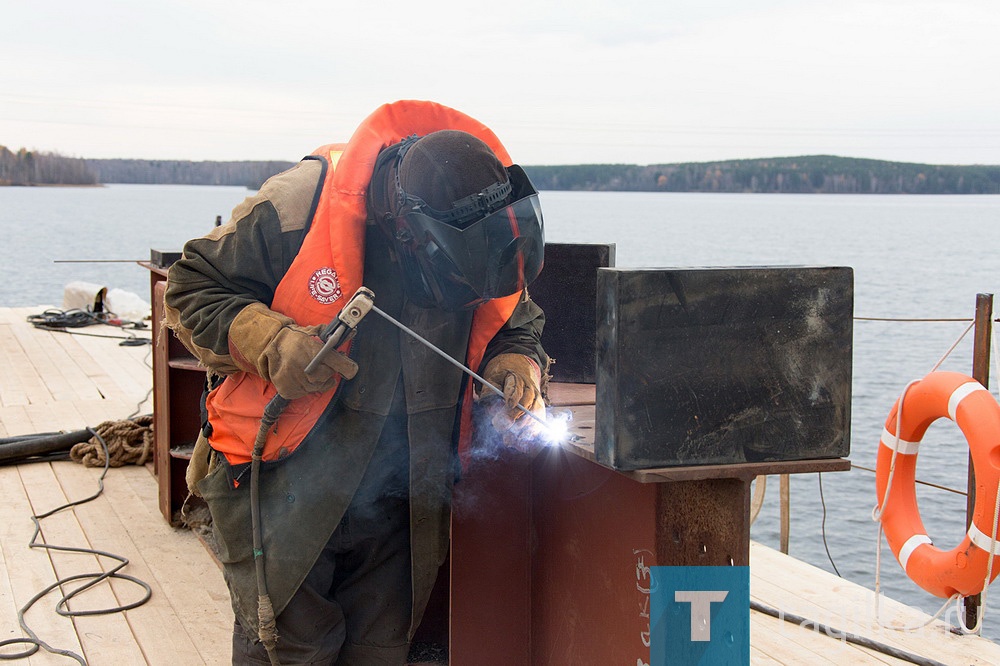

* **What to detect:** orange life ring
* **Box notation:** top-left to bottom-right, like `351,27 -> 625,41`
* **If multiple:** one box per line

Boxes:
876,371 -> 1000,598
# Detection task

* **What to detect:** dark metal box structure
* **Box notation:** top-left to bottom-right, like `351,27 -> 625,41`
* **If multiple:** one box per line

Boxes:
595,266 -> 853,470
530,243 -> 615,384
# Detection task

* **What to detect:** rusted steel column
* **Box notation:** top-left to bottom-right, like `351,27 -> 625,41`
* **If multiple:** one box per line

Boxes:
530,445 -> 658,666
655,476 -> 752,566
450,447 -> 533,666
966,293 -> 993,629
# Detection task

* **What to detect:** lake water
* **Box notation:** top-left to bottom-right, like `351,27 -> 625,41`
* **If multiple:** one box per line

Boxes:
2,184 -> 1000,641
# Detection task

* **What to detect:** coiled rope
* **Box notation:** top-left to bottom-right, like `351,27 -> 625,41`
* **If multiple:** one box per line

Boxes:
69,415 -> 154,468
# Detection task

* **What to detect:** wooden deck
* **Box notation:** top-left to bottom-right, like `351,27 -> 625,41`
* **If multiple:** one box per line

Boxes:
2,306 -> 999,664
0,307 -> 232,664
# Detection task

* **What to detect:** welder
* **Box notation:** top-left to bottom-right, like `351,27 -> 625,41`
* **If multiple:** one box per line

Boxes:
163,100 -> 548,665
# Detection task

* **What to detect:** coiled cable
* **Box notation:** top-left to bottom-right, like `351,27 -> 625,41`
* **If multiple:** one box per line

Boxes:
0,429 -> 152,663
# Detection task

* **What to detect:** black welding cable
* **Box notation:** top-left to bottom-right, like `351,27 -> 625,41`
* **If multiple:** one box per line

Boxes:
750,600 -> 947,666
0,428 -> 152,663
26,308 -> 151,346
817,472 -> 842,577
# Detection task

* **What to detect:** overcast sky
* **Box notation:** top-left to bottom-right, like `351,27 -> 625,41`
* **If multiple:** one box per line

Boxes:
2,0 -> 998,166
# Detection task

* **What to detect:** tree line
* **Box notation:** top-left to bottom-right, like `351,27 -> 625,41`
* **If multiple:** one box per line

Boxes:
85,158 -> 296,188
523,156 -> 1000,194
3,146 -> 1000,194
0,146 -> 97,186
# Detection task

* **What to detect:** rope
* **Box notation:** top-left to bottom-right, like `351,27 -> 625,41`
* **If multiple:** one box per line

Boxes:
957,477 -> 1000,634
955,320 -> 1000,635
871,320 -> 995,634
69,415 -> 154,467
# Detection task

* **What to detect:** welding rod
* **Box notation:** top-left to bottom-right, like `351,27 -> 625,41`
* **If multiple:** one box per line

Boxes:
369,304 -> 549,430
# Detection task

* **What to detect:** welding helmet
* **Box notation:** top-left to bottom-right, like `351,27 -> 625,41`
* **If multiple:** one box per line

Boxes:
368,130 -> 544,311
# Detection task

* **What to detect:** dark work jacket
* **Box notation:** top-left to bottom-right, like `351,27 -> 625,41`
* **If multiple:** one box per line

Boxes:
165,161 -> 546,639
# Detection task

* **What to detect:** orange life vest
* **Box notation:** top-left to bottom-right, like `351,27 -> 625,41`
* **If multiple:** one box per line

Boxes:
206,100 -> 521,467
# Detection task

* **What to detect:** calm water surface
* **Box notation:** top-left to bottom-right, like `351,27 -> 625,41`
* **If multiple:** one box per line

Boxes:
2,184 -> 1000,640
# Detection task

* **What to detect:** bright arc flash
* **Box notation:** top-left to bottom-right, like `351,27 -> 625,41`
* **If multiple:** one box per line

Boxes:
543,411 -> 571,446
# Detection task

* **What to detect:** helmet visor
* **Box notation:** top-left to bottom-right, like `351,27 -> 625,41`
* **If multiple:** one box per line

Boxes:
400,192 -> 544,310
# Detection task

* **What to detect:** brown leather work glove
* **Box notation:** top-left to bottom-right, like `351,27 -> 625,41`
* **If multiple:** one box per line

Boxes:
481,353 -> 546,450
228,302 -> 358,400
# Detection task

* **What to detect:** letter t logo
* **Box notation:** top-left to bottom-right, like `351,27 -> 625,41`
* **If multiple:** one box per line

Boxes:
674,590 -> 729,642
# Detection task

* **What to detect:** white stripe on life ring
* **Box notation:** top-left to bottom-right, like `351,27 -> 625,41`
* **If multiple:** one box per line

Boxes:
948,382 -> 988,422
899,534 -> 933,571
880,428 -> 920,455
968,521 -> 1000,556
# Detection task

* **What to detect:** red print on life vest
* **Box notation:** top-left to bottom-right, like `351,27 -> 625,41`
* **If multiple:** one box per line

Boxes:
308,267 -> 343,304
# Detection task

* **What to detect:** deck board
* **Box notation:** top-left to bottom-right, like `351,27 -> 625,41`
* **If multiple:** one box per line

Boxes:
2,305 -> 1000,665
17,462 -> 146,664
1,465 -> 87,664
750,541 -> 1000,665
0,308 -> 152,438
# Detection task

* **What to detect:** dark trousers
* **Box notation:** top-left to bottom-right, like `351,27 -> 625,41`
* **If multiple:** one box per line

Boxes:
234,417 -> 413,665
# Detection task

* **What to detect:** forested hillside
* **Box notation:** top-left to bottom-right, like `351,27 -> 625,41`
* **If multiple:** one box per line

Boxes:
85,158 -> 295,188
3,146 -> 1000,194
524,156 -> 1000,194
0,146 -> 97,185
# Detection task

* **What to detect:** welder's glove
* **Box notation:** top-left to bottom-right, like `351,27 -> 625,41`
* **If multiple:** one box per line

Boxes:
481,353 -> 546,450
228,302 -> 358,400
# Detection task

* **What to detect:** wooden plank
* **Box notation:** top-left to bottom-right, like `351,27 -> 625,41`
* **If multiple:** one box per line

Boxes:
547,382 -> 596,406
1,464 -> 86,665
67,327 -> 153,400
52,461 -> 210,664
750,606 -> 905,665
7,325 -> 81,403
4,311 -> 152,411
47,330 -> 130,403
751,541 -> 1000,665
38,333 -> 104,404
0,323 -> 53,406
23,401 -> 86,436
107,463 -> 233,664
0,405 -> 37,438
16,462 -> 146,664
0,323 -> 30,407
71,399 -> 141,427
750,645 -> 784,665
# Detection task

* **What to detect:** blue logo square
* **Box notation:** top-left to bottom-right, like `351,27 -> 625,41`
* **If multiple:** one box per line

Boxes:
649,566 -> 749,665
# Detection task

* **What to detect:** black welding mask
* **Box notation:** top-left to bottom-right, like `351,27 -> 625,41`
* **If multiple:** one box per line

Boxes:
368,130 -> 544,311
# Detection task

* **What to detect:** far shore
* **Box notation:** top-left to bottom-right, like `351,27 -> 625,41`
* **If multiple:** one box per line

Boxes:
0,182 -> 104,188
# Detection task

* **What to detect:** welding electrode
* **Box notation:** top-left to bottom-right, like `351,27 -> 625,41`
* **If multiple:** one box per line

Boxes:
369,305 -> 551,431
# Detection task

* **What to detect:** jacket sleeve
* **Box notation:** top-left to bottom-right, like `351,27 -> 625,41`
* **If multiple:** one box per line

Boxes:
481,290 -> 549,391
163,160 -> 321,374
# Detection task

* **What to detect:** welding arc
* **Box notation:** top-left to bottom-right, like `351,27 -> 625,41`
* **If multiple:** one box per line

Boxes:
369,305 -> 548,430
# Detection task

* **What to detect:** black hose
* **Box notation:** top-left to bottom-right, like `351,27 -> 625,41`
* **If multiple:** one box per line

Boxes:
251,395 -> 289,666
0,432 -> 61,445
0,430 -> 93,465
